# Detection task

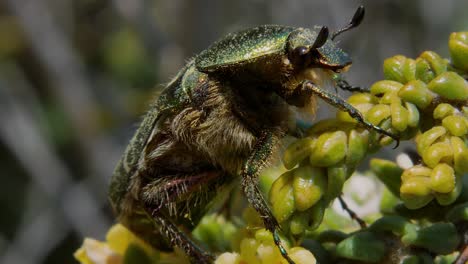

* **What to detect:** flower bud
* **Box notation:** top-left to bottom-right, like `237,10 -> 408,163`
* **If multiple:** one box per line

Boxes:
416,126 -> 447,154
433,103 -> 457,120
383,55 -> 407,83
283,137 -> 316,169
398,80 -> 434,109
309,131 -> 347,167
449,31 -> 468,71
422,142 -> 453,168
370,80 -> 403,96
428,71 -> 468,100
292,166 -> 327,211
442,115 -> 468,136
430,163 -> 455,193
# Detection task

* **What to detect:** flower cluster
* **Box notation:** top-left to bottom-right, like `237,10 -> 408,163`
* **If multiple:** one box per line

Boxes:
269,32 -> 468,240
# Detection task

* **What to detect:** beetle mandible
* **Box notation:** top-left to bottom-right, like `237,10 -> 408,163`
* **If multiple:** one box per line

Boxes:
109,6 -> 398,264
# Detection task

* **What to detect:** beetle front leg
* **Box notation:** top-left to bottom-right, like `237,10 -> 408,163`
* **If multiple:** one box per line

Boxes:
241,130 -> 295,264
301,80 -> 400,146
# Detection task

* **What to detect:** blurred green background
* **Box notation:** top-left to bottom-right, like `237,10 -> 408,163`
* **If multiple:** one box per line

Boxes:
0,0 -> 466,263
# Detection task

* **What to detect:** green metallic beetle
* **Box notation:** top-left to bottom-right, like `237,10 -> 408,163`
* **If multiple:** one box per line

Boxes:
109,6 -> 397,264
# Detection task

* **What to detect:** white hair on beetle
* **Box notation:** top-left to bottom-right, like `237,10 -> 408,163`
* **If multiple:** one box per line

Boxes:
292,67 -> 336,124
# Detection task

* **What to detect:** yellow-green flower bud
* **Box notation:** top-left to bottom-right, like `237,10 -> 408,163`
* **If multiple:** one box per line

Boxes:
415,57 -> 436,83
309,131 -> 347,167
433,103 -> 457,120
307,119 -> 347,135
254,229 -> 276,245
287,247 -> 317,264
376,118 -> 396,146
336,103 -> 374,124
463,106 -> 468,117
442,115 -> 468,136
400,176 -> 432,196
215,252 -> 241,264
366,104 -> 391,126
243,206 -> 263,227
325,164 -> 348,202
401,165 -> 432,182
405,102 -> 420,127
416,126 -> 447,154
256,245 -> 277,264
398,80 -> 434,109
402,58 -> 417,82
283,137 -> 316,169
379,91 -> 398,105
346,129 -> 369,167
419,51 -> 448,76
370,80 -> 404,96
239,238 -> 261,264
391,95 -> 410,132
430,163 -> 455,193
451,136 -> 468,174
347,93 -> 378,105
428,71 -> 468,100
422,142 -> 453,168
435,173 -> 462,205
292,165 -> 327,211
270,171 -> 295,223
383,55 -> 407,83
449,31 -> 468,71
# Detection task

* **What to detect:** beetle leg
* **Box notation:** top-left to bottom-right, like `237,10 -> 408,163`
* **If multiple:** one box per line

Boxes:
241,130 -> 296,264
301,80 -> 400,147
335,78 -> 369,93
141,171 -> 225,263
148,210 -> 215,263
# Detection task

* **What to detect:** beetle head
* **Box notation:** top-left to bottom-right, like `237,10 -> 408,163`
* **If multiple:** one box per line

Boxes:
286,6 -> 365,72
287,26 -> 352,72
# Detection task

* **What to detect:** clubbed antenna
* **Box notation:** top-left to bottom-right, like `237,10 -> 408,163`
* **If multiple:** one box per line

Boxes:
311,26 -> 329,49
331,5 -> 365,40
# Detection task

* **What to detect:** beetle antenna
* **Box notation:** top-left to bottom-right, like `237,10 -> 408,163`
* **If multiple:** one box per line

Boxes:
311,26 -> 329,49
331,5 -> 365,40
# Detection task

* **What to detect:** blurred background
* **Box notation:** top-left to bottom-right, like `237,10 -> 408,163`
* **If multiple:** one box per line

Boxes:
0,0 -> 466,263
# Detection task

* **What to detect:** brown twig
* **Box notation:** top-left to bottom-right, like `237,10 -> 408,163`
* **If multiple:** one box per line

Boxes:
338,196 -> 367,229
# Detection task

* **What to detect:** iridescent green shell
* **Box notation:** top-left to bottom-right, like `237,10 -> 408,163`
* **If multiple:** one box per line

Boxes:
195,25 -> 352,73
195,25 -> 295,72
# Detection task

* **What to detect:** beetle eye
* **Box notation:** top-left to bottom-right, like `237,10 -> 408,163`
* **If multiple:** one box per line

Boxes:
294,46 -> 309,57
290,46 -> 309,65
